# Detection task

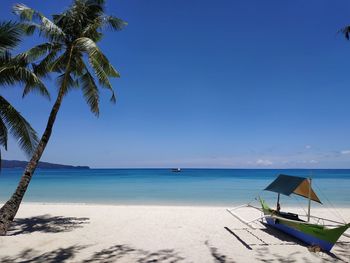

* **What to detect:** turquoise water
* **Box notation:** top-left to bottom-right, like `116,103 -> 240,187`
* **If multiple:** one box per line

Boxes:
0,169 -> 349,207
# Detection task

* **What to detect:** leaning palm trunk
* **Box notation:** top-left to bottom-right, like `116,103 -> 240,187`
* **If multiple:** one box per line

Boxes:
0,86 -> 65,235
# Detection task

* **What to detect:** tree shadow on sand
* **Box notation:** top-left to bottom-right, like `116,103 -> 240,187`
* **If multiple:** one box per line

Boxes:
255,245 -> 350,263
0,245 -> 86,263
0,244 -> 185,263
205,240 -> 236,263
255,246 -> 302,263
8,214 -> 89,235
82,244 -> 185,263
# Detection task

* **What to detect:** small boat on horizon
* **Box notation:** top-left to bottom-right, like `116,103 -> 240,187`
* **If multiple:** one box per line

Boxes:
227,174 -> 350,252
171,168 -> 181,172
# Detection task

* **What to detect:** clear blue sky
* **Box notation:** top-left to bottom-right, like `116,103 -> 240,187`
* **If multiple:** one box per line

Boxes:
1,0 -> 350,168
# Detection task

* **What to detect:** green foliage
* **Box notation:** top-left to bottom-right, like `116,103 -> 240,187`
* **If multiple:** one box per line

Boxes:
0,52 -> 49,98
0,96 -> 39,157
13,0 -> 126,114
0,21 -> 48,165
0,0 -> 126,166
0,21 -> 22,51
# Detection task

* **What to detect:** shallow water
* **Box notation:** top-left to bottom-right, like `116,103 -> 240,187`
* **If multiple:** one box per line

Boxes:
0,169 -> 349,207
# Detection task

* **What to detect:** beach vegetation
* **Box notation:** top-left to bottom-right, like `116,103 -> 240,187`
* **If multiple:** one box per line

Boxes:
0,21 -> 48,170
0,0 -> 126,235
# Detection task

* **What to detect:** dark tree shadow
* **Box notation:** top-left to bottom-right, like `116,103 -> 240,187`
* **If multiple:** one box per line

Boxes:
8,214 -> 89,235
255,246 -> 301,263
330,243 -> 350,263
205,241 -> 235,263
0,245 -> 86,263
82,244 -> 184,263
137,249 -> 184,263
82,244 -> 141,263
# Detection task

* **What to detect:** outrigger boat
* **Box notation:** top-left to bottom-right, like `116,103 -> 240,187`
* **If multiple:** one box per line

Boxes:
227,174 -> 350,252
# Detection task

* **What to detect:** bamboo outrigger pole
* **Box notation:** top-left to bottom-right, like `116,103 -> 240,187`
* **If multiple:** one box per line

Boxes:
307,177 -> 312,222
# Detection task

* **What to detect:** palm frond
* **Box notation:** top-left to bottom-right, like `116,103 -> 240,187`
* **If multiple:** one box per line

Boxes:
74,37 -> 117,103
105,15 -> 127,31
75,37 -> 120,77
56,72 -> 79,95
0,96 -> 39,156
22,42 -> 63,78
82,15 -> 127,41
88,56 -> 111,87
50,52 -> 69,73
22,80 -> 50,99
21,23 -> 36,36
32,47 -> 62,77
0,21 -> 23,51
81,18 -> 103,41
13,4 -> 66,42
70,52 -> 85,76
23,42 -> 61,62
84,0 -> 105,17
79,68 -> 100,115
39,16 -> 66,42
13,4 -> 39,21
90,59 -> 116,103
0,64 -> 50,99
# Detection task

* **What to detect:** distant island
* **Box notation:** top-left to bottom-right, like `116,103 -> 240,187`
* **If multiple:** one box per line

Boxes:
2,160 -> 90,169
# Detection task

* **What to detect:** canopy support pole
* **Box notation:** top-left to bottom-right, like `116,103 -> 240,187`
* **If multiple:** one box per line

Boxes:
307,178 -> 312,222
276,193 -> 280,211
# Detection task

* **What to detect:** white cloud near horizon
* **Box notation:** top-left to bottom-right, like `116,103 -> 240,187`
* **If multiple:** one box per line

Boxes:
256,159 -> 273,166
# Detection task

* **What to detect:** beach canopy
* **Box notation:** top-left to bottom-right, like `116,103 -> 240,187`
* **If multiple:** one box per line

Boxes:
264,174 -> 321,203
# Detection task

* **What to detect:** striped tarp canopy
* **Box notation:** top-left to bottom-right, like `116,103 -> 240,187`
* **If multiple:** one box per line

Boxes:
264,174 -> 321,203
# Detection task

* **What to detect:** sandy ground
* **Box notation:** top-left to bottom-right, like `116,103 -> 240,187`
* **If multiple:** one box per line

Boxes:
0,203 -> 349,263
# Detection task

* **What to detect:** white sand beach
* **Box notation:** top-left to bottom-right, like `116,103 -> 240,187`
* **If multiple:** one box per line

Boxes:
0,203 -> 349,262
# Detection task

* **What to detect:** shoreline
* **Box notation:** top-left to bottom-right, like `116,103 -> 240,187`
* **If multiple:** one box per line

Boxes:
2,200 -> 350,209
0,203 -> 349,262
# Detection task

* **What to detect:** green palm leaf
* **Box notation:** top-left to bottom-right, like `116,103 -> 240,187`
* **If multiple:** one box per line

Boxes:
75,37 -> 120,77
80,68 -> 100,115
12,0 -> 126,114
81,15 -> 127,41
56,72 -> 79,95
0,96 -> 39,157
88,55 -> 116,103
13,4 -> 66,42
23,42 -> 60,62
0,21 -> 50,167
0,63 -> 50,99
0,21 -> 22,51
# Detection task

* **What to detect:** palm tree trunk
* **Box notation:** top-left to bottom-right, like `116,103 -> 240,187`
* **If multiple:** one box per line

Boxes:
0,86 -> 65,235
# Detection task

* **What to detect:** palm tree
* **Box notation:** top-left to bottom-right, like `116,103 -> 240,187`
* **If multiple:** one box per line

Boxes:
0,21 -> 48,169
0,0 -> 126,235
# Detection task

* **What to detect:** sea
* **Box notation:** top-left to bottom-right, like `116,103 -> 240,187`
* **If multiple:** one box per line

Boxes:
0,169 -> 349,207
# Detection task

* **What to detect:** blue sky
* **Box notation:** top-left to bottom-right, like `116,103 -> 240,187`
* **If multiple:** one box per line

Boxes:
1,0 -> 350,168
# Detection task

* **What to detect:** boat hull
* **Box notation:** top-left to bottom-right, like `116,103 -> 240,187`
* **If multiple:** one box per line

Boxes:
259,198 -> 349,252
265,217 -> 334,251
